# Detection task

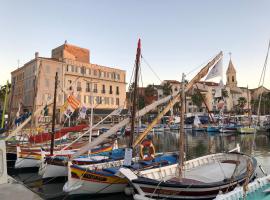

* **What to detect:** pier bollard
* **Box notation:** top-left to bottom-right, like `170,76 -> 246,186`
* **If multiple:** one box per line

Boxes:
0,140 -> 8,184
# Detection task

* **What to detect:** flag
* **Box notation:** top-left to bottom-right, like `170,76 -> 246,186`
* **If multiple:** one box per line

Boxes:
16,102 -> 21,118
67,95 -> 81,110
79,105 -> 87,119
61,95 -> 80,117
205,58 -> 223,81
214,80 -> 224,98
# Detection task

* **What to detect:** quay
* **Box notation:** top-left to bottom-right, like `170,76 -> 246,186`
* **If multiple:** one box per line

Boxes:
0,176 -> 42,200
0,140 -> 41,200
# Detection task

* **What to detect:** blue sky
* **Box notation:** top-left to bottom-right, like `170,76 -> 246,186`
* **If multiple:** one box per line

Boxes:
0,0 -> 270,88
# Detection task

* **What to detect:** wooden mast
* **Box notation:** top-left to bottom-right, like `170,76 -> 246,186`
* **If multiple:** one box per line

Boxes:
50,72 -> 58,155
179,73 -> 185,178
129,39 -> 141,148
247,85 -> 251,127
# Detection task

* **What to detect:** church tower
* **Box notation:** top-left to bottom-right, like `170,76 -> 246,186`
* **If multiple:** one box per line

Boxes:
226,57 -> 237,88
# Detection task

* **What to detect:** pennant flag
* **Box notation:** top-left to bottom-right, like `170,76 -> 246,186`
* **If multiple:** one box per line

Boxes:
79,105 -> 87,119
214,80 -> 224,98
16,102 -> 21,118
205,58 -> 223,81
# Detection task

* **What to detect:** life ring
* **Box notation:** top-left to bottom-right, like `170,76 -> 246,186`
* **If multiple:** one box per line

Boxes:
139,139 -> 156,161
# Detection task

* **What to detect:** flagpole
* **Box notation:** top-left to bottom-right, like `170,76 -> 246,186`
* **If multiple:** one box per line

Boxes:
1,81 -> 9,129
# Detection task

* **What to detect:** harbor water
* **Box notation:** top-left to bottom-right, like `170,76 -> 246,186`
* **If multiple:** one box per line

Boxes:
11,130 -> 270,200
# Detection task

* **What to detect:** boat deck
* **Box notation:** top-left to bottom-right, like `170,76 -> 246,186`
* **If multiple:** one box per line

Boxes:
168,161 -> 245,184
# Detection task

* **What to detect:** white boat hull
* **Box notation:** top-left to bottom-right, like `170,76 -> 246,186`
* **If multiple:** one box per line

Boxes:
63,178 -> 126,194
15,157 -> 40,169
41,164 -> 67,179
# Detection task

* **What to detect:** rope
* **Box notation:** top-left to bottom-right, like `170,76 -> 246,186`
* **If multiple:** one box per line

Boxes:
141,55 -> 162,82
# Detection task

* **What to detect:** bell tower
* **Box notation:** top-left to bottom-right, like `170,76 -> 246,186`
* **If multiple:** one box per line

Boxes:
226,53 -> 237,88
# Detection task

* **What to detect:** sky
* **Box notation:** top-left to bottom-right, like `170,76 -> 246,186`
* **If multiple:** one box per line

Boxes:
0,0 -> 270,89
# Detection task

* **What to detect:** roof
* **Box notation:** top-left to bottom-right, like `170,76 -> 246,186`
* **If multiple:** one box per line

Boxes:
226,59 -> 236,74
162,80 -> 181,84
198,81 -> 219,86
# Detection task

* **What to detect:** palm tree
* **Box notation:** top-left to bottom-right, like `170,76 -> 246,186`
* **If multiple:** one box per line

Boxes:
162,82 -> 172,96
238,97 -> 247,114
0,83 -> 11,101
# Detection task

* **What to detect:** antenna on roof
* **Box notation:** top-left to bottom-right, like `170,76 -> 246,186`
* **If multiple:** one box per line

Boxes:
17,59 -> 20,68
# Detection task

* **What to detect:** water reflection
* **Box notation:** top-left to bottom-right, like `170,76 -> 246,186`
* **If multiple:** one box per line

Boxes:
123,131 -> 270,174
14,131 -> 270,199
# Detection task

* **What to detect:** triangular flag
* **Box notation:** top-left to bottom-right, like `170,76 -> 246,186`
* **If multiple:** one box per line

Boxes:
205,58 -> 223,80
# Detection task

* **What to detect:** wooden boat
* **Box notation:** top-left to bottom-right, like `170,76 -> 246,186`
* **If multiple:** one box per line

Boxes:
39,147 -> 125,179
15,142 -> 113,170
63,153 -> 178,195
207,125 -> 220,132
237,126 -> 256,134
120,152 -> 257,200
214,174 -> 270,200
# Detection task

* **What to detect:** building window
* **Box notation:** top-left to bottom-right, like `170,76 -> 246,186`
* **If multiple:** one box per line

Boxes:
77,94 -> 81,101
105,97 -> 109,105
93,84 -> 98,93
111,97 -> 114,105
107,72 -> 110,78
109,85 -> 113,94
232,76 -> 234,82
75,66 -> 78,73
86,82 -> 90,92
81,67 -> 85,75
95,96 -> 99,104
77,81 -> 81,91
94,70 -> 97,76
66,65 -> 69,72
101,71 -> 105,78
116,98 -> 120,106
116,86 -> 119,95
68,80 -> 72,90
174,87 -> 178,92
102,85 -> 106,94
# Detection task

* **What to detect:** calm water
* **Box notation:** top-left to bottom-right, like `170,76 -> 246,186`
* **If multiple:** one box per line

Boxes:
12,131 -> 270,199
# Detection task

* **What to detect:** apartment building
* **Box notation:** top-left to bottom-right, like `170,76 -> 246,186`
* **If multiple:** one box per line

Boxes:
10,42 -> 126,125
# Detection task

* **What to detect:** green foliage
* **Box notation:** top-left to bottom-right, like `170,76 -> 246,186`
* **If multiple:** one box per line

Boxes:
191,93 -> 203,108
0,83 -> 11,101
162,82 -> 172,96
145,84 -> 156,97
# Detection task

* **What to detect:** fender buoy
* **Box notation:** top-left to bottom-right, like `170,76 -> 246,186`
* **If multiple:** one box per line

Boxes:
139,139 -> 155,161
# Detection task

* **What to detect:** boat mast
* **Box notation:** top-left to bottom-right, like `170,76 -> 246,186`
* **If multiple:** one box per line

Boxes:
247,85 -> 251,127
129,39 -> 141,148
179,73 -> 185,178
50,72 -> 58,155
257,40 -> 270,126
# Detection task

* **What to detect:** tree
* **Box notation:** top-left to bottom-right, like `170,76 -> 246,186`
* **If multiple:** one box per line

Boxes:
238,97 -> 247,114
0,83 -> 11,101
191,93 -> 203,110
162,82 -> 172,96
222,89 -> 228,98
145,84 -> 156,97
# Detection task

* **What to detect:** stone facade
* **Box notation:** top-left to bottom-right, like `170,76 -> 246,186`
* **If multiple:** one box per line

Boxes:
10,43 -> 126,125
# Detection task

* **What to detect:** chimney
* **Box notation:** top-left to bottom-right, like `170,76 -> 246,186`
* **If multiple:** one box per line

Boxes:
35,52 -> 39,58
